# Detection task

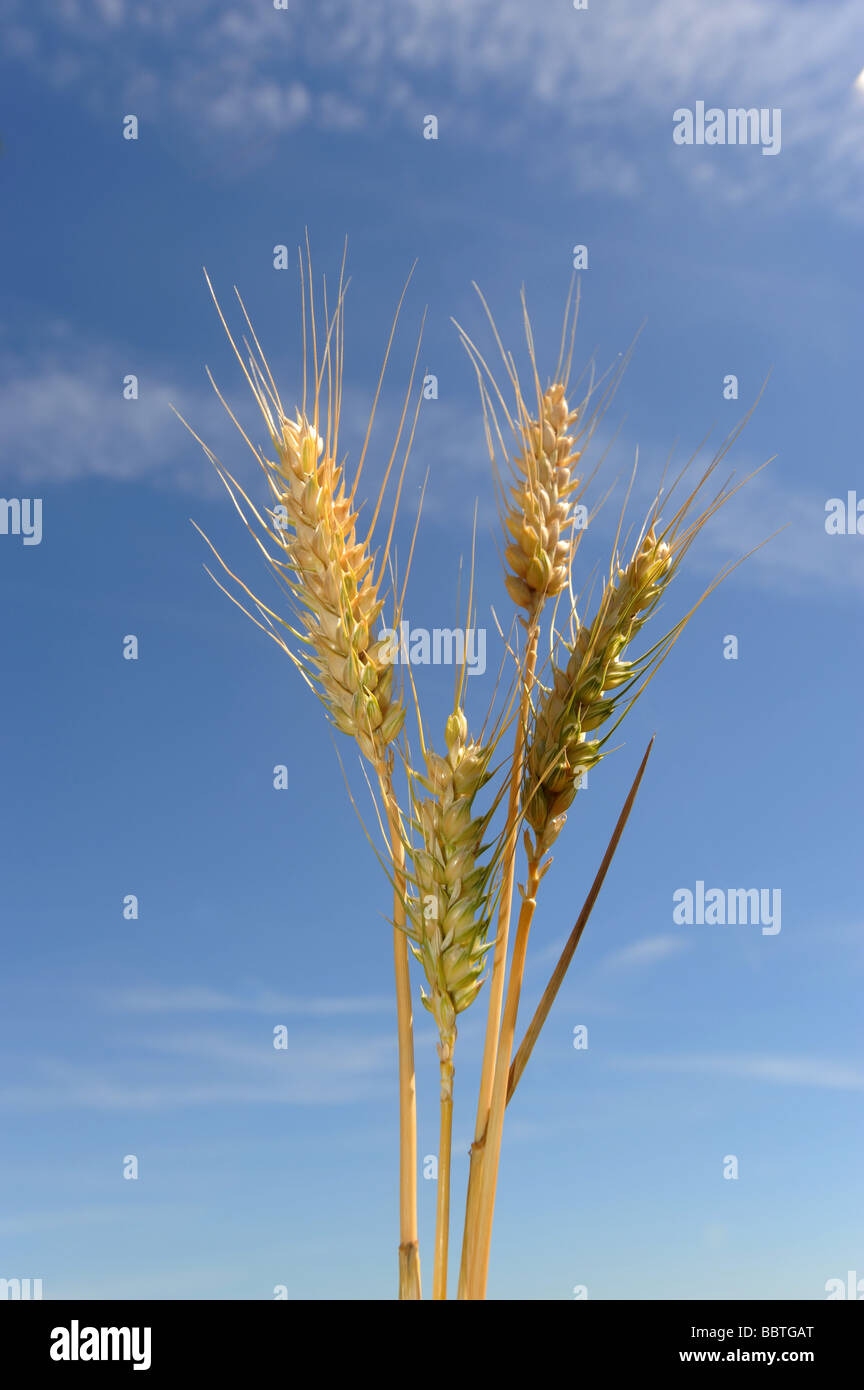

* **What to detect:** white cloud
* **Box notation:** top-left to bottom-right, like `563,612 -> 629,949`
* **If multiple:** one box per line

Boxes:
615,1052 -> 864,1090
6,325 -> 857,616
696,469 -> 864,596
599,935 -> 689,971
0,1030 -> 396,1110
0,1204 -> 166,1236
109,984 -> 393,1015
0,335 -> 233,490
585,436 -> 864,599
0,313 -> 442,507
5,0 -> 864,213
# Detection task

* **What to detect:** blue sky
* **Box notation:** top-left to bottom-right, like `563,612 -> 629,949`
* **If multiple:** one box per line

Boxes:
1,0 -> 862,1300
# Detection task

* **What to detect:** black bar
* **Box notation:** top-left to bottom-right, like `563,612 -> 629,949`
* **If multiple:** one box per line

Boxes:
3,1298 -> 861,1376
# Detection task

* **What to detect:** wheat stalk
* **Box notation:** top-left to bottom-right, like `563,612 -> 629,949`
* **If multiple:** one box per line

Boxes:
507,736 -> 655,1106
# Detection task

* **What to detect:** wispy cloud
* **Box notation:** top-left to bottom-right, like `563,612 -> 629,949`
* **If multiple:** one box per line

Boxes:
614,1053 -> 864,1090
0,1029 -> 396,1111
603,434 -> 864,599
697,471 -> 864,598
108,985 -> 393,1015
6,1 -> 864,214
599,935 -> 689,971
0,319 -> 454,506
0,1204 -> 179,1236
0,333 -> 231,490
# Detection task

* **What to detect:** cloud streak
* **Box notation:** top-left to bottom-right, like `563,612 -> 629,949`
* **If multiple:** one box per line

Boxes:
0,1029 -> 397,1111
0,335 -> 231,491
5,1 -> 864,214
614,1052 -> 864,1090
599,935 -> 689,971
7,329 -> 858,612
108,985 -> 394,1015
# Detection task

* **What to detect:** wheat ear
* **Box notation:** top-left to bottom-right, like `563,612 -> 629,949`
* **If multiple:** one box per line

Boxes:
452,284 -> 616,1299
403,707 -> 496,1298
523,523 -> 673,857
467,457 -> 757,1299
183,248 -> 425,1299
399,516 -> 515,1299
